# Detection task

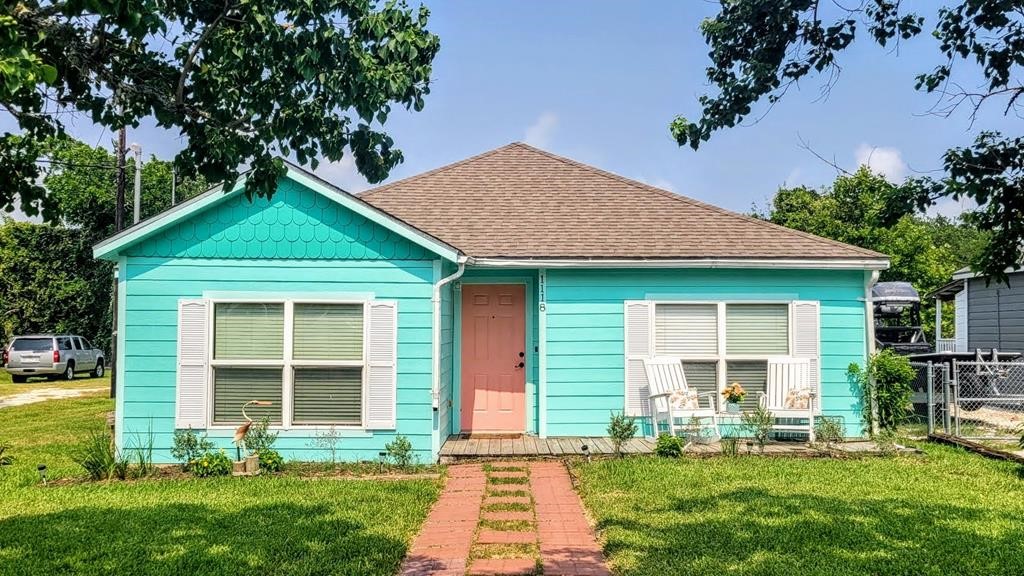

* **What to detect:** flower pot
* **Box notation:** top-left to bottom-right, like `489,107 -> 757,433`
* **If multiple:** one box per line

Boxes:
245,455 -> 261,474
726,402 -> 741,414
232,460 -> 246,475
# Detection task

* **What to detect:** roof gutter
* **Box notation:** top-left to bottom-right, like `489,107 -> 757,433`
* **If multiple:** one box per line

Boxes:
431,256 -> 467,409
471,257 -> 890,270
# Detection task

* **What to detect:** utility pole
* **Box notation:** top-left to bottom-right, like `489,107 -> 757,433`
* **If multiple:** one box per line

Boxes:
131,143 -> 142,224
115,127 -> 126,232
171,166 -> 176,205
111,125 -> 126,400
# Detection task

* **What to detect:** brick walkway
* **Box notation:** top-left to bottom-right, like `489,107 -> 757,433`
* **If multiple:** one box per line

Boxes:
399,462 -> 610,576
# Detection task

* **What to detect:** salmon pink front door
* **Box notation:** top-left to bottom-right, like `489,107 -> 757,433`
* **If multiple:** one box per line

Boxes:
461,284 -> 526,433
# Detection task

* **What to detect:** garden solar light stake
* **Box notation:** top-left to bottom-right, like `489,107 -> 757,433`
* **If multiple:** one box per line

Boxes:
234,401 -> 272,461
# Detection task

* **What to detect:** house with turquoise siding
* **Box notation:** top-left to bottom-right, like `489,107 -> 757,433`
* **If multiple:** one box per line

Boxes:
94,143 -> 888,463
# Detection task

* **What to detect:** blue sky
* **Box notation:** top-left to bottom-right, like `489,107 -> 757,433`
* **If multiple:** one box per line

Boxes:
17,1 -> 1014,217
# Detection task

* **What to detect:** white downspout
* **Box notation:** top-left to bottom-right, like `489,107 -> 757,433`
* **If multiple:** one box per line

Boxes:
432,257 -> 467,409
865,269 -> 881,436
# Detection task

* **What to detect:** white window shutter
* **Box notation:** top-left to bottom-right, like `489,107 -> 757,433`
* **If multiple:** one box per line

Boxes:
176,299 -> 209,429
624,301 -> 653,417
365,300 -> 398,429
791,301 -> 821,405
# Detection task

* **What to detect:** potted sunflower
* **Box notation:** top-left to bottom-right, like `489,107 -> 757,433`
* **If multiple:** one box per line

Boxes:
721,382 -> 746,413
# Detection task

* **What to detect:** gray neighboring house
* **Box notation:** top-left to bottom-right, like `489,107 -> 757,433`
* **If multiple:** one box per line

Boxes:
932,268 -> 1024,353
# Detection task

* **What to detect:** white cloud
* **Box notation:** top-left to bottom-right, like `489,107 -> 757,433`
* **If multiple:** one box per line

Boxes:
634,175 -> 676,193
854,143 -> 907,182
783,167 -> 804,188
523,112 -> 559,148
927,195 -> 976,219
312,155 -> 369,194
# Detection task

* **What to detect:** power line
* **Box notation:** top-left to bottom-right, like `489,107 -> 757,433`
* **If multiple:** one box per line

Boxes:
35,158 -> 118,170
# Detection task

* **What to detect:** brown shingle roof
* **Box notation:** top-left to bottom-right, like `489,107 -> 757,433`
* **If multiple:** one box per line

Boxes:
358,143 -> 885,261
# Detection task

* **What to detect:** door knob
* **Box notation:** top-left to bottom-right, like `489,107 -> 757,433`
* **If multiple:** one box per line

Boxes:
515,361 -> 525,369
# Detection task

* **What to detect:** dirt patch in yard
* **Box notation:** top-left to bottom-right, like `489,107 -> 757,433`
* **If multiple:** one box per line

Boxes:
0,387 -> 106,408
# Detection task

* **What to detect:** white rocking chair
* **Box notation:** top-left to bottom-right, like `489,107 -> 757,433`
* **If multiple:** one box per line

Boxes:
643,357 -> 720,441
759,357 -> 816,442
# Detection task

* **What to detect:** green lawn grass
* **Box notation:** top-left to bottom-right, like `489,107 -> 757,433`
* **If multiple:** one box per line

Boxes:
575,448 -> 1024,576
0,396 -> 440,576
0,369 -> 111,397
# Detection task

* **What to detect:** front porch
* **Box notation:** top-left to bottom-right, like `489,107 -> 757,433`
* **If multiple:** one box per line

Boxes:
439,435 -> 656,459
439,434 -> 899,461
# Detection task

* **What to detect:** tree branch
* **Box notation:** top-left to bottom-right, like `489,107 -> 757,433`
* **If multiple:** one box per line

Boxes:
176,1 -> 232,108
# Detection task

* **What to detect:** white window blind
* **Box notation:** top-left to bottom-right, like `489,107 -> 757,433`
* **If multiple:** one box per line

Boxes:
214,303 -> 284,360
293,304 -> 363,361
212,367 -> 283,424
726,304 -> 789,355
655,304 -> 718,356
726,361 -> 767,411
293,367 -> 362,425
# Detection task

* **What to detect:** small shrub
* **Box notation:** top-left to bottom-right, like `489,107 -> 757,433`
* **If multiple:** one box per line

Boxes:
74,429 -> 117,480
720,435 -> 739,457
740,406 -> 774,452
244,416 -> 279,455
607,411 -> 638,458
655,433 -> 684,458
0,442 -> 12,466
874,429 -> 900,457
171,428 -> 214,471
310,426 -> 342,463
258,448 -> 284,473
848,348 -> 916,433
192,450 -> 233,477
814,417 -> 846,449
681,416 -> 713,444
385,435 -> 415,468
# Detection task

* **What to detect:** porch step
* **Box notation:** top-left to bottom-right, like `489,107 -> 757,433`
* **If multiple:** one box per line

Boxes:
477,530 -> 536,545
468,557 -> 537,575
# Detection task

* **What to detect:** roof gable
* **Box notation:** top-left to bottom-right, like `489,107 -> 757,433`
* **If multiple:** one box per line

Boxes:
123,177 -> 439,261
359,143 -> 886,263
94,162 -> 461,262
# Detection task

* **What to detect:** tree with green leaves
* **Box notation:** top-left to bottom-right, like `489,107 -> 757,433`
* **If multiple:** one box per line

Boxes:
1,0 -> 439,223
43,137 -> 207,241
761,167 -> 987,336
672,1 -> 1023,281
0,220 -> 112,351
0,137 -> 206,351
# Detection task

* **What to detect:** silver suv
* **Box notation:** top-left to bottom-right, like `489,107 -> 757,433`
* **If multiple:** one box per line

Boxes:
3,334 -> 105,383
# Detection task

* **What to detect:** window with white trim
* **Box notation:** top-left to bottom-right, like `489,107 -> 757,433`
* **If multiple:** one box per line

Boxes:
210,301 -> 365,426
653,302 -> 790,411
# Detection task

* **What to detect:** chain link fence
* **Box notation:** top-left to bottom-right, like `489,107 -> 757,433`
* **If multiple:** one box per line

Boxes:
917,359 -> 1024,446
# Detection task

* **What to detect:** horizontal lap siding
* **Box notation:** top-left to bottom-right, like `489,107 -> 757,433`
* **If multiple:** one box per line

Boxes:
543,268 -> 869,437
967,274 -> 1024,352
122,257 -> 436,463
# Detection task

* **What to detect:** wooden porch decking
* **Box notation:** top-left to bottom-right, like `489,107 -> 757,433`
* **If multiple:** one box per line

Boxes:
439,435 -> 656,458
